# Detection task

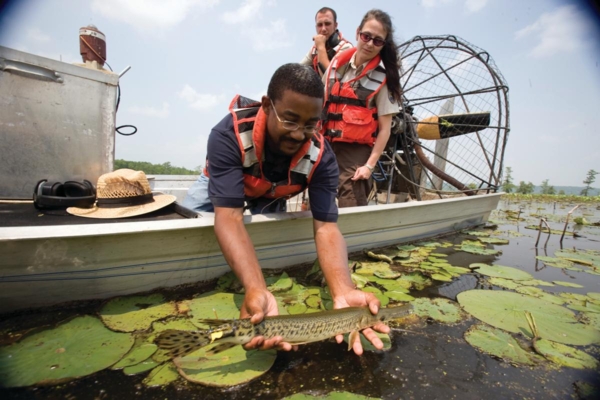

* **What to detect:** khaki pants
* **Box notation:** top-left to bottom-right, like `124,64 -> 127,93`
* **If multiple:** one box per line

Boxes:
332,142 -> 372,208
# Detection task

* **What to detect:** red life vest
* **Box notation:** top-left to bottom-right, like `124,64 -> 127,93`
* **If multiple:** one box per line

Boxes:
322,48 -> 387,146
207,95 -> 325,200
310,30 -> 352,75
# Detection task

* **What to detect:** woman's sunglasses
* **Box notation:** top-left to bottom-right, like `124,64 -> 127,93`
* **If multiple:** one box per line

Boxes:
359,32 -> 386,47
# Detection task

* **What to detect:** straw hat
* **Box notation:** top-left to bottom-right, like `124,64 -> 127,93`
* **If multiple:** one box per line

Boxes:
67,169 -> 176,219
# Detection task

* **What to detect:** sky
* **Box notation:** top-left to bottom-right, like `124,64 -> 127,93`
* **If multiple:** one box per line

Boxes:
1,0 -> 599,187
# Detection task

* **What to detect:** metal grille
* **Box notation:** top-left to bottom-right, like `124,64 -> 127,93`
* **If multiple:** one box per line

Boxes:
397,35 -> 510,194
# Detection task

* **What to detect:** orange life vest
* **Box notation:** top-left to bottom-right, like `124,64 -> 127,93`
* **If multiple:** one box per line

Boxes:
310,30 -> 352,75
207,95 -> 325,200
322,48 -> 386,146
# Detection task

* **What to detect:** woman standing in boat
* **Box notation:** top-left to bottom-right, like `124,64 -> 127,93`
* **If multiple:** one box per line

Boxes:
321,9 -> 402,207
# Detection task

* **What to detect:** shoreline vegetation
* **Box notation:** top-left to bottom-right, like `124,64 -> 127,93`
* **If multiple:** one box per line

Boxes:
501,193 -> 600,204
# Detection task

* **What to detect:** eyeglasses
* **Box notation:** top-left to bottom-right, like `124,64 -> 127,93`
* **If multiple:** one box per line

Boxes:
359,32 -> 386,47
270,102 -> 321,135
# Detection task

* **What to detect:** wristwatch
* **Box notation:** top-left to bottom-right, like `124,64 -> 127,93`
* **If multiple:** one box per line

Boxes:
364,164 -> 375,173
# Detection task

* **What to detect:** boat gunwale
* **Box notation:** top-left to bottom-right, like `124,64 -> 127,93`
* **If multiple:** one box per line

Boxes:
0,193 -> 502,241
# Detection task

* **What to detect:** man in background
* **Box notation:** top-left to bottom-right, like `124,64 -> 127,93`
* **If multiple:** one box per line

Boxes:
300,7 -> 353,77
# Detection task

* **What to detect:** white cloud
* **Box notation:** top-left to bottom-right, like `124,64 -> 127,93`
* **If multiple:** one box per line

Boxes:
464,0 -> 488,14
27,28 -> 50,43
91,0 -> 219,32
245,19 -> 292,52
515,5 -> 592,58
179,85 -> 225,110
221,0 -> 264,24
420,0 -> 452,9
129,102 -> 170,118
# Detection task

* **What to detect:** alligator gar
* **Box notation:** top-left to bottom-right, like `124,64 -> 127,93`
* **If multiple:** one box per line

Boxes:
155,304 -> 413,358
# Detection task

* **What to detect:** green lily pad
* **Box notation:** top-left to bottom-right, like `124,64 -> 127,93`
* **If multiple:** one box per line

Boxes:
534,339 -> 599,369
351,273 -> 370,289
515,287 -> 565,305
465,230 -> 491,237
588,292 -> 600,301
478,238 -> 510,245
457,290 -> 600,345
374,269 -> 402,279
431,273 -> 453,282
470,263 -> 533,281
142,362 -> 179,387
457,244 -> 501,256
268,272 -> 294,292
412,298 -> 465,323
305,295 -> 322,309
183,291 -> 242,328
175,345 -> 276,387
99,294 -> 177,332
488,277 -> 522,290
553,281 -> 584,288
394,250 -> 411,259
283,392 -> 380,400
0,316 -> 134,388
535,256 -> 574,269
465,324 -> 542,366
378,280 -> 411,293
355,261 -> 393,276
385,291 -> 415,302
111,342 -> 158,370
518,279 -> 555,287
580,312 -> 600,330
123,359 -> 159,375
287,303 -> 308,315
555,249 -> 600,267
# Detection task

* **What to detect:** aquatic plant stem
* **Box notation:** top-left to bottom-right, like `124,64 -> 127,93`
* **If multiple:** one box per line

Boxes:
560,205 -> 580,246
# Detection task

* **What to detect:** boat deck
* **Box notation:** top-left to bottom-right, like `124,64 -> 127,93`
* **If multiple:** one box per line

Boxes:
0,202 -> 189,227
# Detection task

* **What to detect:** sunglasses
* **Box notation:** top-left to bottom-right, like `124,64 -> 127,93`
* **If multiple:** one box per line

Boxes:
359,32 -> 386,47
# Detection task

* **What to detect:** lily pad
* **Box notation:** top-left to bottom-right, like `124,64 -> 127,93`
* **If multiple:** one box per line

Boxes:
535,256 -> 574,269
142,362 -> 179,387
514,287 -> 565,305
268,272 -> 294,292
465,324 -> 542,366
457,290 -> 600,345
111,342 -> 158,370
553,281 -> 584,288
488,277 -> 522,290
283,392 -> 380,400
458,243 -> 501,256
123,359 -> 159,375
470,263 -> 533,281
412,298 -> 465,323
183,291 -> 242,329
478,238 -> 510,245
287,303 -> 308,315
0,316 -> 134,388
175,345 -> 277,387
518,279 -> 555,287
385,291 -> 415,302
533,339 -> 599,369
99,294 -> 177,332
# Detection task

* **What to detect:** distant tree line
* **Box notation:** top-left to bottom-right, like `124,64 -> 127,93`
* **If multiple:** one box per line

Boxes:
114,160 -> 199,175
501,167 -> 597,196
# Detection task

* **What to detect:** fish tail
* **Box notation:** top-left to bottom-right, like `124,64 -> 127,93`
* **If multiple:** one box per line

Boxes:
155,329 -> 212,358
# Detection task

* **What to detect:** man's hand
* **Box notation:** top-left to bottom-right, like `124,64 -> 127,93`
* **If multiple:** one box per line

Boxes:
313,34 -> 327,49
240,287 -> 297,352
333,289 -> 390,355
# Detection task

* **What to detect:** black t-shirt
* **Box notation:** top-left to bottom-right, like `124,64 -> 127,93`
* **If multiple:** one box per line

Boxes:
206,113 -> 339,222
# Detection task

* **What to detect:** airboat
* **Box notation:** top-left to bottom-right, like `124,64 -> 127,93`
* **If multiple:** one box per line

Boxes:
0,35 -> 509,314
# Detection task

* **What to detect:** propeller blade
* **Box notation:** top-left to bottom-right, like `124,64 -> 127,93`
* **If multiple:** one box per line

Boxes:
417,112 -> 491,140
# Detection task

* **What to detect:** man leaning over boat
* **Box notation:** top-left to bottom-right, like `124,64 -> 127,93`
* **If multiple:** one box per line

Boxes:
182,63 -> 388,355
